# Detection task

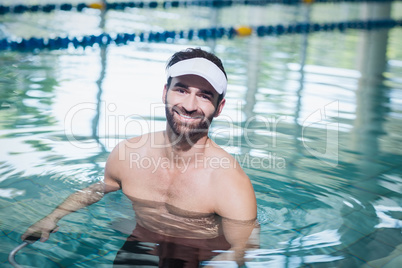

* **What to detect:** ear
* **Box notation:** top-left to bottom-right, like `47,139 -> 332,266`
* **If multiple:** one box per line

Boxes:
214,98 -> 226,117
162,84 -> 168,104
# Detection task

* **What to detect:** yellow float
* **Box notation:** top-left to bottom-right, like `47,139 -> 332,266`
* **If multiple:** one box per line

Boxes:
236,26 -> 253,36
88,2 -> 104,10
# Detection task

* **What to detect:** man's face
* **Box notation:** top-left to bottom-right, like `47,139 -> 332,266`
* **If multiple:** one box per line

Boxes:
163,75 -> 225,139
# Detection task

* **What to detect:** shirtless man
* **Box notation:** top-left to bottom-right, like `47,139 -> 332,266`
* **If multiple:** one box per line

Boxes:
22,48 -> 258,267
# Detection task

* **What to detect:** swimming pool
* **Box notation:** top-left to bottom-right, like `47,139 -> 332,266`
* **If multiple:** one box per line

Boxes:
1,1 -> 402,267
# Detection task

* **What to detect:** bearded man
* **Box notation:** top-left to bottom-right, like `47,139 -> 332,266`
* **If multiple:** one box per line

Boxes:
22,48 -> 258,267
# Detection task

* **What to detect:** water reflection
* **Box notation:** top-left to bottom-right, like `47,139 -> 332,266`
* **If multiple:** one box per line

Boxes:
0,53 -> 58,129
112,195 -> 259,267
338,11 -> 397,265
1,2 -> 402,267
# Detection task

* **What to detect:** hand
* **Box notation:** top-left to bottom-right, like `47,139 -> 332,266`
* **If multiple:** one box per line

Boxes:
21,216 -> 59,242
201,250 -> 239,267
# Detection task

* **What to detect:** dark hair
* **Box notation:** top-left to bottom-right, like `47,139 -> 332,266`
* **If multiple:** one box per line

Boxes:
166,48 -> 226,104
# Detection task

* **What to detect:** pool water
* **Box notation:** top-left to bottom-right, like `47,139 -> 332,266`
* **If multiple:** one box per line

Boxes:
1,1 -> 402,267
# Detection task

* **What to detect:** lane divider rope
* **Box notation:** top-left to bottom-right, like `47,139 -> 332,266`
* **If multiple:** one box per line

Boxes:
1,18 -> 401,51
0,0 -> 400,15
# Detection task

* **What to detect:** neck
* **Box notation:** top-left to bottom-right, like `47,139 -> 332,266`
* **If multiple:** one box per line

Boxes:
163,126 -> 210,161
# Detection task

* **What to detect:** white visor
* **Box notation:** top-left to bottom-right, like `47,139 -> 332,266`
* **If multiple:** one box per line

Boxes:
166,58 -> 227,96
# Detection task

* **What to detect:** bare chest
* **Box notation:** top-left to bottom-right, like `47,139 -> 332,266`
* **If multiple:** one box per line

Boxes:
121,166 -> 214,213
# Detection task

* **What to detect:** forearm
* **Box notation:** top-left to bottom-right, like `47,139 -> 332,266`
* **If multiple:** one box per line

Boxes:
214,219 -> 259,266
47,182 -> 105,222
22,182 -> 107,241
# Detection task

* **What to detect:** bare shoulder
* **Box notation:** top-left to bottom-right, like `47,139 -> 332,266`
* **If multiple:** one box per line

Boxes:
107,134 -> 151,162
207,141 -> 257,221
104,132 -> 157,188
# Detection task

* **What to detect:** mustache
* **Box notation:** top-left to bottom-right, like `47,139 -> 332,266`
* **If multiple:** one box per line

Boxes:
172,106 -> 205,119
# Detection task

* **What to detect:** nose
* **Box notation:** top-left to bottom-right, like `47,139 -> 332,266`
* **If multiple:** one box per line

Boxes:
181,93 -> 198,114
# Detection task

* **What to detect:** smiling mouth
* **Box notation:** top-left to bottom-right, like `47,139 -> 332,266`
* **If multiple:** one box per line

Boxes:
174,110 -> 202,120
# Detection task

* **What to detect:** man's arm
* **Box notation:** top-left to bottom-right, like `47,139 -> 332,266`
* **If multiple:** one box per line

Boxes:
21,146 -> 122,242
211,165 -> 259,265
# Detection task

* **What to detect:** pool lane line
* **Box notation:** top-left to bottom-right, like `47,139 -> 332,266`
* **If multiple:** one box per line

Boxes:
0,0 -> 400,15
1,18 -> 401,52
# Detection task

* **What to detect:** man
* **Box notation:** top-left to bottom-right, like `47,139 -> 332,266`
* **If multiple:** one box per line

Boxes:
22,48 -> 258,267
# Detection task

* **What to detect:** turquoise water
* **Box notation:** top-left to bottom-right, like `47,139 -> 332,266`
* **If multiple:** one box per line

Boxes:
1,1 -> 402,267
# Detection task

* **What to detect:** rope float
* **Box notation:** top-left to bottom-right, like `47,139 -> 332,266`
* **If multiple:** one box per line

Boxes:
1,18 -> 401,51
0,0 -> 400,15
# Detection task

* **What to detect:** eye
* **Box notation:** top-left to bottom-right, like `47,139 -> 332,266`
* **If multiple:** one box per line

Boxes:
200,94 -> 212,101
175,88 -> 186,94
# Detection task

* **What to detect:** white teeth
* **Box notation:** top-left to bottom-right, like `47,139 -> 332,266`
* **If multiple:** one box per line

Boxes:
180,114 -> 195,119
174,110 -> 200,120
177,112 -> 199,119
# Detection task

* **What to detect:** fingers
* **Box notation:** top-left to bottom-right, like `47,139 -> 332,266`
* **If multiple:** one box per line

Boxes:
21,229 -> 48,242
21,223 -> 59,242
40,232 -> 50,242
21,231 -> 29,241
40,225 -> 59,242
21,226 -> 37,241
21,230 -> 42,242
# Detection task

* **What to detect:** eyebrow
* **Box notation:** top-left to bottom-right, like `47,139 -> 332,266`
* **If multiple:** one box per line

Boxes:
173,82 -> 215,97
200,89 -> 214,97
173,82 -> 189,89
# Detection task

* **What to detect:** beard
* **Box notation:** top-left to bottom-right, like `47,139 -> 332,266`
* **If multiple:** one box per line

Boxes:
165,104 -> 214,141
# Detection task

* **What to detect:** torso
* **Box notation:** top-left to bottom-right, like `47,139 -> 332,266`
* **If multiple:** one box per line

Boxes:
112,131 -> 234,238
128,196 -> 222,239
